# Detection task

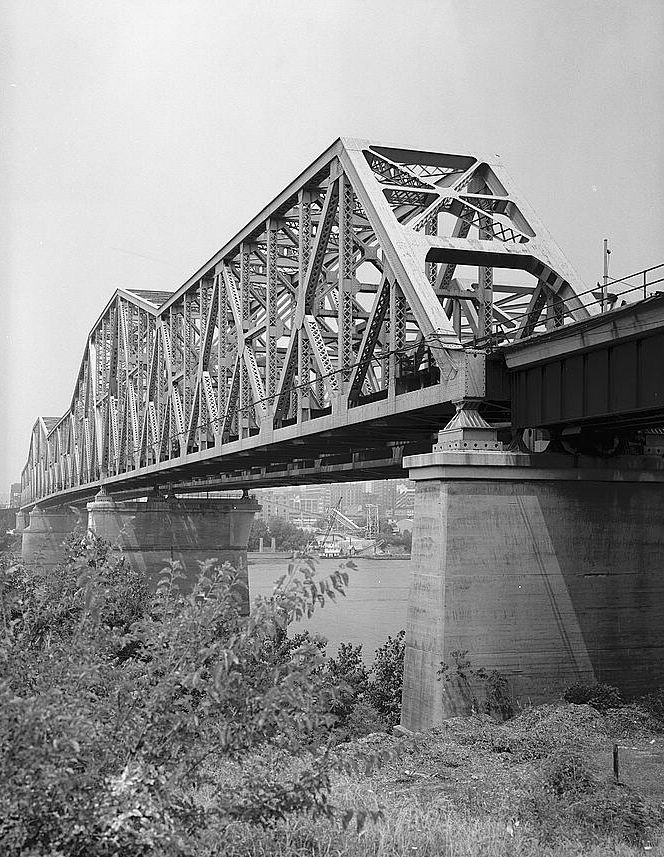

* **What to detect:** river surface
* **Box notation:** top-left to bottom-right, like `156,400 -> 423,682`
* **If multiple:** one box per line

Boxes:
248,554 -> 412,661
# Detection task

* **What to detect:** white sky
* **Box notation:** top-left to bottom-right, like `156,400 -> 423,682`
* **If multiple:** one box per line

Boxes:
2,0 -> 663,492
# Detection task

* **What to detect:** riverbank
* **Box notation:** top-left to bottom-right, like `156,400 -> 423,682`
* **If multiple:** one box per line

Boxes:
200,701 -> 664,856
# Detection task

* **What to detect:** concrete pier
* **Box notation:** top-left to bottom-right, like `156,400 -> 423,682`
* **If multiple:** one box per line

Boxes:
401,450 -> 664,732
20,491 -> 260,612
86,491 -> 260,605
21,504 -> 83,567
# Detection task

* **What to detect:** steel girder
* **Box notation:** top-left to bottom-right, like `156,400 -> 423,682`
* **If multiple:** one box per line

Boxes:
20,138 -> 590,508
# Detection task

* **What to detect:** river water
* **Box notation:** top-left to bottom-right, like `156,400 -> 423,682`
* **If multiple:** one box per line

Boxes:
248,554 -> 412,662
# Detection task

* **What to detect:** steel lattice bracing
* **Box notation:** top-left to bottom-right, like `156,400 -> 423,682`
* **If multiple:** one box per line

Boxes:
21,138 -> 592,508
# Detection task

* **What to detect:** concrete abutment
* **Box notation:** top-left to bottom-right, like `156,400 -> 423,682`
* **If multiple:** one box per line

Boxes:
402,451 -> 664,732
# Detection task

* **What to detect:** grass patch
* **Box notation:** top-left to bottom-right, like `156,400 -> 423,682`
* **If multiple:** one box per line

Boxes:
195,702 -> 664,856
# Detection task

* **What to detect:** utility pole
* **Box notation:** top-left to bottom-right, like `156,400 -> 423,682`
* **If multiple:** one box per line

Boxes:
602,238 -> 611,312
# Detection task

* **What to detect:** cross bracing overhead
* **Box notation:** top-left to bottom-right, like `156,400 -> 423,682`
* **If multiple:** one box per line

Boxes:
21,137 -> 592,508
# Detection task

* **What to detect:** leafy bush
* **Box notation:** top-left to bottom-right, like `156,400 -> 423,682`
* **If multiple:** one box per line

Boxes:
273,628 -> 328,667
343,700 -> 389,739
379,529 -> 412,552
1,532 -> 396,855
1,529 -> 149,647
0,530 -> 20,555
366,630 -> 405,726
638,687 -> 664,724
563,682 -> 622,713
438,650 -> 514,720
326,641 -> 370,725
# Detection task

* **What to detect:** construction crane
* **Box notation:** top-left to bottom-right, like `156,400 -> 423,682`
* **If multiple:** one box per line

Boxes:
316,498 -> 342,554
365,504 -> 380,540
330,507 -> 363,535
317,500 -> 384,557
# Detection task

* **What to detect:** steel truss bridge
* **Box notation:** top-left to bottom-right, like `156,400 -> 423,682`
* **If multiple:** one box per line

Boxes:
20,138 -> 664,509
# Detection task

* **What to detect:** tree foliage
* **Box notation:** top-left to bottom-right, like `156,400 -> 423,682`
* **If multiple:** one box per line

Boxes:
0,532 -> 390,855
366,630 -> 406,727
248,516 -> 311,552
327,641 -> 370,725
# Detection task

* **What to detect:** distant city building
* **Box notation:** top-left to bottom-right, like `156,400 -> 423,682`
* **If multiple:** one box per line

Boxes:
9,483 -> 21,509
254,478 -> 414,526
0,484 -> 22,509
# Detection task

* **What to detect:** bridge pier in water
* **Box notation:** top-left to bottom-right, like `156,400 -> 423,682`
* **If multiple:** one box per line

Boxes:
21,505 -> 83,568
86,491 -> 260,606
401,449 -> 664,732
20,492 -> 260,611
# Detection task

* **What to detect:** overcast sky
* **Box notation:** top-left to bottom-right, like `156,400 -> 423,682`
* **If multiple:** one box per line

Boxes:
2,0 -> 663,494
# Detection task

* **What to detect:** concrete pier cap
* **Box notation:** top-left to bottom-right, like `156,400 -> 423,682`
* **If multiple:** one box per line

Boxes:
401,447 -> 664,732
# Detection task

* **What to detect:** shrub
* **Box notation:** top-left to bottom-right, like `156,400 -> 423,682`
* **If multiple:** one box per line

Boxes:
638,687 -> 664,725
0,528 -> 150,651
247,517 -> 270,551
326,641 -> 370,725
1,533 -> 393,855
343,700 -> 389,739
563,682 -> 622,713
366,630 -> 405,727
273,628 -> 328,666
0,530 -> 20,555
437,650 -> 514,720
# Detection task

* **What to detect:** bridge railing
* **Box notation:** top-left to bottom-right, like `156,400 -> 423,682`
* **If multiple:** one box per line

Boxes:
483,262 -> 664,349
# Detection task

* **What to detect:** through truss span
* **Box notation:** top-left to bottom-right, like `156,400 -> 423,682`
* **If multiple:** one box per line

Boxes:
21,137 -> 595,509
